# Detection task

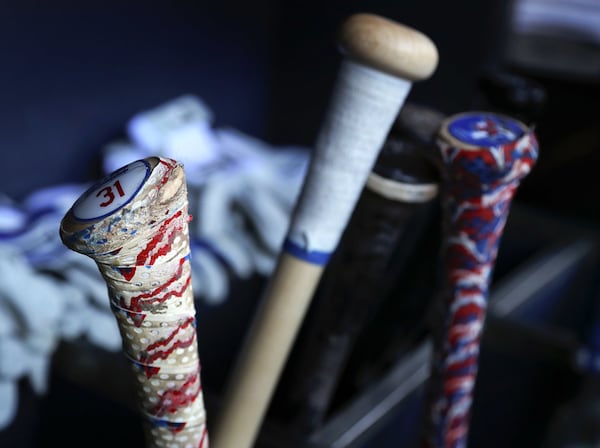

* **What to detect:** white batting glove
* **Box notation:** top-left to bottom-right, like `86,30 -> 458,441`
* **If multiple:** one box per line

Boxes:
119,95 -> 309,305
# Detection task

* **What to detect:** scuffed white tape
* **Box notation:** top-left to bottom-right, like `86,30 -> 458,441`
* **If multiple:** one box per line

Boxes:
287,60 -> 412,253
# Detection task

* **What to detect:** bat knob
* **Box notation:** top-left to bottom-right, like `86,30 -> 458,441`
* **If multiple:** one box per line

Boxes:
437,111 -> 539,188
339,13 -> 439,81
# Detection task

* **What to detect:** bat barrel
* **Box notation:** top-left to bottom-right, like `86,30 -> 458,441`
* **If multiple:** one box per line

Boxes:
424,112 -> 538,448
60,157 -> 208,448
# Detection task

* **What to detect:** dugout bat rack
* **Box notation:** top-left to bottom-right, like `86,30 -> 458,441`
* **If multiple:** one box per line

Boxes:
254,203 -> 600,447
304,240 -> 595,447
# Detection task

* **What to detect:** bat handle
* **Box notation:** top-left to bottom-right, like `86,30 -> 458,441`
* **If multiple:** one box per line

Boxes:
285,106 -> 443,432
285,14 -> 438,259
424,112 -> 538,448
60,158 -> 208,448
212,14 -> 438,448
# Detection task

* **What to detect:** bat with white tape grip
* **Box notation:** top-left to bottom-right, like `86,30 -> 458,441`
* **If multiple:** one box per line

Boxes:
283,103 -> 443,432
212,13 -> 438,448
60,157 -> 208,448
423,112 -> 538,448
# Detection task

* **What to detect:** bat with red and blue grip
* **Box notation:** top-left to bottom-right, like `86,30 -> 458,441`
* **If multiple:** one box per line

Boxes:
423,112 -> 538,448
60,157 -> 209,448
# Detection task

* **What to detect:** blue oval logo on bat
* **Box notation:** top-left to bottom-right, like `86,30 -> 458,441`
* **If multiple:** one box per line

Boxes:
448,113 -> 525,147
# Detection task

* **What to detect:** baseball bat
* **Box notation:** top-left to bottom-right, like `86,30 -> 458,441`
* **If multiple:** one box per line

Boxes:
60,157 -> 208,447
212,13 -> 438,448
284,103 -> 443,432
423,112 -> 539,447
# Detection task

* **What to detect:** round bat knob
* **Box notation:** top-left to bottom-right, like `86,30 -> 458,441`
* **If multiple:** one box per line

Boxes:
339,13 -> 439,81
437,112 -> 537,189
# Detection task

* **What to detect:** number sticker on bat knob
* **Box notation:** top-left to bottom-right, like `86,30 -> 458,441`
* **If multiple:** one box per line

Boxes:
72,160 -> 151,221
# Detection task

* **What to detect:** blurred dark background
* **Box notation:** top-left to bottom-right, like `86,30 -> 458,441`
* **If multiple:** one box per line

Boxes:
1,0 -> 598,218
0,0 -> 520,200
1,0 -> 599,447
1,0 -> 598,221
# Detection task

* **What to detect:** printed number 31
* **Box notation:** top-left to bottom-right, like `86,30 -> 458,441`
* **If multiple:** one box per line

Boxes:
96,180 -> 125,207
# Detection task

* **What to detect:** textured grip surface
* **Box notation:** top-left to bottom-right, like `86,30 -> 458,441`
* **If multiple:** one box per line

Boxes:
425,113 -> 538,448
61,157 -> 208,448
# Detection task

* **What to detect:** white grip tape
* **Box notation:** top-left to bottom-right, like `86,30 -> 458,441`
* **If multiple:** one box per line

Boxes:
287,60 -> 412,254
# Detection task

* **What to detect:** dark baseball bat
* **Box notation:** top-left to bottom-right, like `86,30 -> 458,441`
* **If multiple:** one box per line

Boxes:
282,103 -> 443,433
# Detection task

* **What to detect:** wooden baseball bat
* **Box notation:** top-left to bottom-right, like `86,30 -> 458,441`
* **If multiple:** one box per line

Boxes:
60,157 -> 208,448
423,112 -> 539,447
283,103 -> 443,433
211,13 -> 438,448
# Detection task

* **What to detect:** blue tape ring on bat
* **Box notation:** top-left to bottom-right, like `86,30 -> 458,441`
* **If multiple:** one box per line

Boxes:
283,238 -> 330,266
